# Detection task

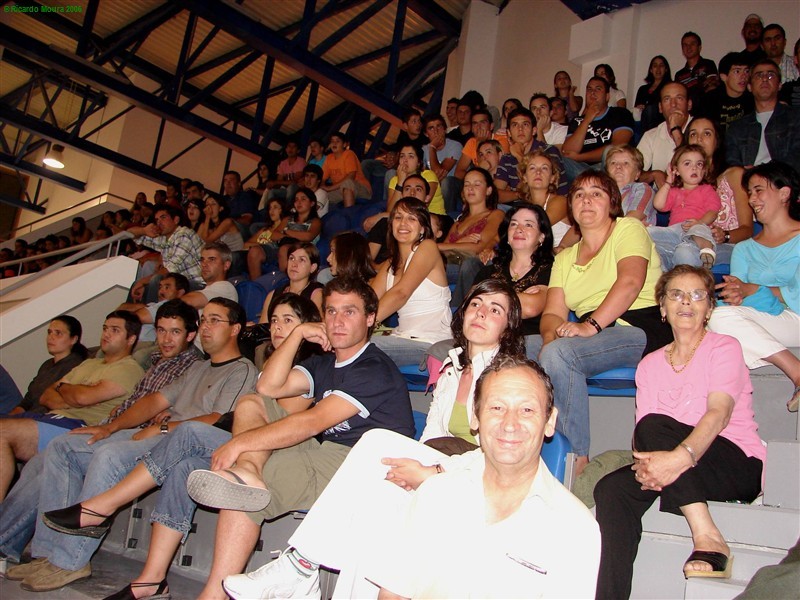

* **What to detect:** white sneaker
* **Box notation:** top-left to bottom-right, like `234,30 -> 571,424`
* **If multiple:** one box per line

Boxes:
223,549 -> 321,600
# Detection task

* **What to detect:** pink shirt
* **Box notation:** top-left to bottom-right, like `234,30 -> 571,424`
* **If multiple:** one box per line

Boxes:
635,331 -> 766,463
277,157 -> 306,179
663,184 -> 721,226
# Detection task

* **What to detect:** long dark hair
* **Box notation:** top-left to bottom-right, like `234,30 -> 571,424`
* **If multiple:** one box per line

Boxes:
645,55 -> 672,85
459,167 -> 498,221
331,231 -> 376,280
386,198 -> 434,274
52,314 -> 88,359
451,279 -> 524,369
291,187 -> 320,222
263,292 -> 323,367
687,117 -> 727,180
494,203 -> 555,273
742,160 -> 800,221
207,197 -> 231,232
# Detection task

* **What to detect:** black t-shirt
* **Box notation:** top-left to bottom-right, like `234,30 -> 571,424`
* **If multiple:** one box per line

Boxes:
295,343 -> 414,447
446,127 -> 473,147
740,47 -> 767,66
473,260 -> 553,336
396,131 -> 429,149
634,83 -> 667,133
697,87 -> 755,131
567,107 -> 635,160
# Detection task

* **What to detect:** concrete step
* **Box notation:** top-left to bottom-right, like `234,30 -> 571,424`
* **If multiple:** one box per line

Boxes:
684,577 -> 748,600
764,439 -> 800,509
642,501 -> 799,551
631,533 -> 787,600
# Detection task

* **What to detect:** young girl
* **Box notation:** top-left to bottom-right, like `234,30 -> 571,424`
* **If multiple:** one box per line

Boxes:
651,144 -> 721,269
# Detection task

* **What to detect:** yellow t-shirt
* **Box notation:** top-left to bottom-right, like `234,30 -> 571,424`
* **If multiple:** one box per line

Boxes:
389,170 -> 445,216
549,217 -> 662,321
51,356 -> 144,425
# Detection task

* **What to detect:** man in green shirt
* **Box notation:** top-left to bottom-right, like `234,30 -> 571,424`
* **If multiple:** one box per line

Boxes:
0,311 -> 144,500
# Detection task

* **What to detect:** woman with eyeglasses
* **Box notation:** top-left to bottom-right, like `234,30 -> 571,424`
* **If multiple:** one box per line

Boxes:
594,265 -> 764,597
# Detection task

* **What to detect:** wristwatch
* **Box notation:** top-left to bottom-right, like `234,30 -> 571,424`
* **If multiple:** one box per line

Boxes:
723,230 -> 730,243
160,423 -> 170,435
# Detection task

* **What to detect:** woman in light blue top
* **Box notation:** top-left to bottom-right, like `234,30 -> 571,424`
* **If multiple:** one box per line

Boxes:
709,161 -> 800,411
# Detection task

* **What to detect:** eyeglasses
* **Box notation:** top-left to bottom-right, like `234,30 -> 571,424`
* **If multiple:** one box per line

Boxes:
665,289 -> 709,302
752,71 -> 778,81
199,316 -> 231,327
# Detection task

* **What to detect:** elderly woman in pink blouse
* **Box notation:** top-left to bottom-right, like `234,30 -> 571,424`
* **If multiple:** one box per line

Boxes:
594,265 -> 765,599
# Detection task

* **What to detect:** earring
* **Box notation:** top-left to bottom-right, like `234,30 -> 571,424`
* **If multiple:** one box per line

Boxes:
661,314 -> 666,323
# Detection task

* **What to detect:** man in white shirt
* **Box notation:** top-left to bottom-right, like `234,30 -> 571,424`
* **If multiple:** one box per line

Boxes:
638,82 -> 692,186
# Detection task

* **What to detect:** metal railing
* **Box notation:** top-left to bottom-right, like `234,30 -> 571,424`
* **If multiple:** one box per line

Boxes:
7,193 -> 135,238
0,231 -> 134,298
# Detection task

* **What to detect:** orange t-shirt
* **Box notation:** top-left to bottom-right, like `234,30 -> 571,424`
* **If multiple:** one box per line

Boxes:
322,150 -> 371,191
461,133 -> 511,164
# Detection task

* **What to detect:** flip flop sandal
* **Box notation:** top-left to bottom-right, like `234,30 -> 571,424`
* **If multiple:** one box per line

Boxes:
683,550 -> 733,579
187,469 -> 272,512
788,386 -> 800,412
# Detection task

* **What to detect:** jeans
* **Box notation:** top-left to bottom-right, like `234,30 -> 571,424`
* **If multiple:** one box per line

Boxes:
440,176 -> 462,214
0,453 -> 45,561
140,422 -> 231,540
370,334 -> 431,367
648,223 -> 715,271
537,326 -> 647,456
31,429 -> 161,570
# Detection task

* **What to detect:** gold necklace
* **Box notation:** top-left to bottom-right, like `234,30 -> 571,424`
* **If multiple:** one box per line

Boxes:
668,329 -> 707,374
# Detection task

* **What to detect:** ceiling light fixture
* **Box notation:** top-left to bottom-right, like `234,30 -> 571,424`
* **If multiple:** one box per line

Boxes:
43,144 -> 65,169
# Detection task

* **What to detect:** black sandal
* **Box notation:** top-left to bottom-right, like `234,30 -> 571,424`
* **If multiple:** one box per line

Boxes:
42,503 -> 113,538
683,550 -> 733,579
103,579 -> 170,600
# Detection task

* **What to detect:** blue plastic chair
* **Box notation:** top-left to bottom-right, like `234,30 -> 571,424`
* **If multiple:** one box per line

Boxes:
399,363 -> 429,393
540,430 -> 572,483
412,410 -> 427,441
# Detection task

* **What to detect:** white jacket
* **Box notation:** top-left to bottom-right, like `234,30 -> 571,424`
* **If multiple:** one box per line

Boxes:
419,346 -> 499,444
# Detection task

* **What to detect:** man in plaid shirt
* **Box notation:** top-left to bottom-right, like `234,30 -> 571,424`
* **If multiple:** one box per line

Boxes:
0,300 -> 201,568
129,204 -> 205,303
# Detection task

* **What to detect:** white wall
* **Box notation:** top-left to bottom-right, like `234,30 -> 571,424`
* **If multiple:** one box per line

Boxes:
490,0 -> 581,108
444,0 -> 799,113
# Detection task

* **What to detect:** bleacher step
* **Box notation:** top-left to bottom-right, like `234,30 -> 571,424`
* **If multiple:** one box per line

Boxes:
642,502 -> 799,551
632,533 -> 786,599
684,577 -> 748,600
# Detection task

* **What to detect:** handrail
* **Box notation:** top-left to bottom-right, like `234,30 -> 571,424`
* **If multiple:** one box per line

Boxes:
0,231 -> 134,298
8,192 -> 135,238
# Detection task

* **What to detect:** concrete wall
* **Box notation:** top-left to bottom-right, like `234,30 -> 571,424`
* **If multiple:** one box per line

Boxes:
443,0 -> 799,114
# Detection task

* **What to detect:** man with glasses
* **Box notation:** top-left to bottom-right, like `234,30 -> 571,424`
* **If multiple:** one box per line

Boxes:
187,278 -> 414,599
10,298 -> 257,592
132,242 -> 237,351
726,59 -> 800,172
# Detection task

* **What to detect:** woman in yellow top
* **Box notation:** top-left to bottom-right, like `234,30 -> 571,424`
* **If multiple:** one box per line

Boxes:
362,144 -> 446,233
535,170 -> 671,475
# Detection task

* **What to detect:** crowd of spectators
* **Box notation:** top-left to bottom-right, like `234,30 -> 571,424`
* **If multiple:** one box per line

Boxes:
1,12 -> 799,600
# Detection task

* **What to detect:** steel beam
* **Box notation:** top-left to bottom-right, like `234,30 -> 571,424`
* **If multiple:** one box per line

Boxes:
0,105 -> 187,186
179,0 -> 404,128
0,193 -> 46,215
406,0 -> 461,38
0,25 -> 267,160
0,151 -> 86,193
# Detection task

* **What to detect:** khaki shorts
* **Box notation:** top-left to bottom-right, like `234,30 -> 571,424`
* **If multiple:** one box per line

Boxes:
247,396 -> 351,524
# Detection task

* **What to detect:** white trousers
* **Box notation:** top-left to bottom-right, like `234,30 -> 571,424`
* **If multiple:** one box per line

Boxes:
289,429 -> 446,599
708,306 -> 800,368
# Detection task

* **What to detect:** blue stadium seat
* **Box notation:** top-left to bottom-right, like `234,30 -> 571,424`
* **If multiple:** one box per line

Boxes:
234,280 -> 268,323
540,430 -> 572,483
586,367 -> 637,397
399,362 -> 429,392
